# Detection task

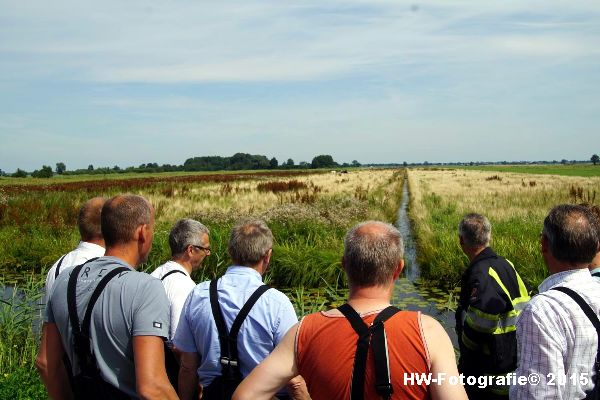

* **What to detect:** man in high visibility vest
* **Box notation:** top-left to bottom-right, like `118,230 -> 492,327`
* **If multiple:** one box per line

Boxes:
456,213 -> 530,400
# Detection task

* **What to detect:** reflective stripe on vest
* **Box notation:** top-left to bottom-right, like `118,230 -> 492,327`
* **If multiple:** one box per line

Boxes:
465,260 -> 530,335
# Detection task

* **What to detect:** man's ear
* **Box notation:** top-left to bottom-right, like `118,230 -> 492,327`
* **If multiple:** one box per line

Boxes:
540,234 -> 549,254
392,259 -> 404,280
138,224 -> 151,244
263,248 -> 272,265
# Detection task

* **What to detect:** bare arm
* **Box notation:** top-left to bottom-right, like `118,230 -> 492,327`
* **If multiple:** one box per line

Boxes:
178,351 -> 199,400
421,315 -> 468,400
233,324 -> 301,400
36,322 -> 73,400
133,336 -> 178,400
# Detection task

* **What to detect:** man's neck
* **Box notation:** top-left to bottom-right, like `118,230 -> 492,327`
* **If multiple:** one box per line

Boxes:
346,284 -> 394,314
465,246 -> 486,263
171,257 -> 193,275
84,237 -> 105,248
548,262 -> 589,275
104,244 -> 139,269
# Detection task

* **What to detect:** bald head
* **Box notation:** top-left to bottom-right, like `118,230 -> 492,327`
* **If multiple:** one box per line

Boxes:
78,196 -> 106,242
344,221 -> 404,287
101,195 -> 154,247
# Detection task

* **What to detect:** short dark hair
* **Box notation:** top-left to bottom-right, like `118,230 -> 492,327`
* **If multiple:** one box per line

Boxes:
78,197 -> 106,241
169,219 -> 209,255
228,219 -> 273,266
101,195 -> 153,247
543,204 -> 599,264
458,213 -> 491,248
344,221 -> 404,287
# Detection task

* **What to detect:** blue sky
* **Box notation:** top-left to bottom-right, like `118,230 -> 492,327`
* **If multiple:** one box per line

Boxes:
1,1 -> 599,172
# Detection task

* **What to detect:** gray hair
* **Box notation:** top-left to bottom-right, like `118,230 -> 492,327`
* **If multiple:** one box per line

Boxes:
543,204 -> 599,264
169,219 -> 210,256
228,219 -> 273,266
344,221 -> 404,287
459,213 -> 491,248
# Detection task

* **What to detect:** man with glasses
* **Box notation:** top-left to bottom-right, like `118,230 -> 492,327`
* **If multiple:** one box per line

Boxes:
174,219 -> 303,400
151,218 -> 211,341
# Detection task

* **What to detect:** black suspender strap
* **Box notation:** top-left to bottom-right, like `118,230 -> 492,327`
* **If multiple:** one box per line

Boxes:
55,254 -> 67,278
338,304 -> 401,400
67,263 -> 129,373
228,284 -> 271,364
160,269 -> 187,281
551,287 -> 600,382
209,279 -> 271,372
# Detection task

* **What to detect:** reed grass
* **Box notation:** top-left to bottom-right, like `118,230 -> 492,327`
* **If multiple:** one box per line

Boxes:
408,168 -> 600,289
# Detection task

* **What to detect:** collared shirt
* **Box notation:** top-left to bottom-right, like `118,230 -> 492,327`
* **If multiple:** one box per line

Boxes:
591,267 -> 600,282
173,266 -> 298,386
151,260 -> 196,340
510,269 -> 600,400
44,241 -> 105,304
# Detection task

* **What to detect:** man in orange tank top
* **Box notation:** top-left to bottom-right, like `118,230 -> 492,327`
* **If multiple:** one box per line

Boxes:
233,221 -> 467,400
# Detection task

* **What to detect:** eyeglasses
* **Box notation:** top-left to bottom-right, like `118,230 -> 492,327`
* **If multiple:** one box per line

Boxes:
191,245 -> 211,254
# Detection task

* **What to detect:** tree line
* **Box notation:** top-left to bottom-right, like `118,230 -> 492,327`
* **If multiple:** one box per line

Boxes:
1,153 -> 361,178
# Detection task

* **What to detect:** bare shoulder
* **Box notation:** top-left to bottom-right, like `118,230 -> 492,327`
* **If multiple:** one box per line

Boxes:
419,314 -> 453,355
420,313 -> 446,333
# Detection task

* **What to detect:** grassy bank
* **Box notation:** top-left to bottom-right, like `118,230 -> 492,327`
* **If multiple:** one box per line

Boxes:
408,168 -> 600,290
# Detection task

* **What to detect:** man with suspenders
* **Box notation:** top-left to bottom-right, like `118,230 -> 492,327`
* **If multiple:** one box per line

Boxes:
36,194 -> 178,399
151,218 -> 211,386
174,219 -> 303,400
233,221 -> 467,400
151,219 -> 211,341
44,196 -> 107,304
511,204 -> 600,399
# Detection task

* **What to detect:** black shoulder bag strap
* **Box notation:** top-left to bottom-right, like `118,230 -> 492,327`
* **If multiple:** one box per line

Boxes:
160,269 -> 186,281
338,304 -> 401,400
55,254 -> 67,278
67,264 -> 129,375
552,286 -> 600,399
209,279 -> 271,374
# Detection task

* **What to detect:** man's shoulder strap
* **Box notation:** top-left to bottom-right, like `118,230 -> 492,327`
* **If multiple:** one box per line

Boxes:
67,264 -> 129,370
209,279 -> 271,370
337,304 -> 401,400
160,269 -> 187,281
54,254 -> 67,278
551,287 -> 600,376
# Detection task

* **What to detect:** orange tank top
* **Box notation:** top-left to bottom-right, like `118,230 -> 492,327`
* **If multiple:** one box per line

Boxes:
296,309 -> 431,400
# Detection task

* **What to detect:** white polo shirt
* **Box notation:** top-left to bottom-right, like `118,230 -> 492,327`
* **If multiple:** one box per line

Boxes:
44,241 -> 105,304
151,260 -> 196,340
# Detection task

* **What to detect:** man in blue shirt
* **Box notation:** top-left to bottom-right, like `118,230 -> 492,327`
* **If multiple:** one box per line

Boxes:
174,219 -> 302,400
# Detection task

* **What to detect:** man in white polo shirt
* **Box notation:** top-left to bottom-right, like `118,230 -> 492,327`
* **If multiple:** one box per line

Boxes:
44,196 -> 106,303
151,218 -> 211,340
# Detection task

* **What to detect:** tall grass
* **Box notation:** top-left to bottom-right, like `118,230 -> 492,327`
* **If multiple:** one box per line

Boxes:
0,168 -> 405,398
408,168 -> 600,289
0,273 -> 46,398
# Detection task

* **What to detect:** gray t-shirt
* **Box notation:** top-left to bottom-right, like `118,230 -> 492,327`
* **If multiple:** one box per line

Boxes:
46,256 -> 170,398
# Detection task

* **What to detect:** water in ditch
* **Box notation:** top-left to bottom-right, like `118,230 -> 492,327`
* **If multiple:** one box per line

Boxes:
392,178 -> 458,346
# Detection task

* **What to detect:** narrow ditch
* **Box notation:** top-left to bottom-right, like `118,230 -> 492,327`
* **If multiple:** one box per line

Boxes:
393,178 -> 457,346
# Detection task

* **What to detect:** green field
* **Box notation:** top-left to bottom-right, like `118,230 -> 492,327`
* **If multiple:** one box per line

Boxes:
0,168 -> 404,396
450,163 -> 600,177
